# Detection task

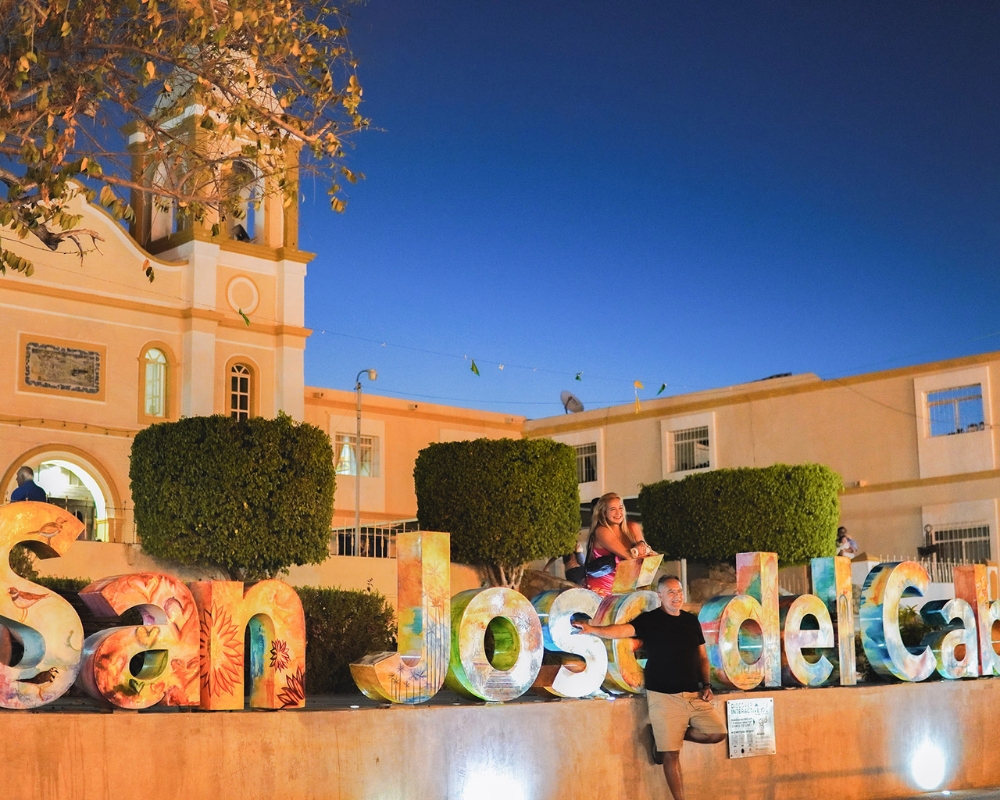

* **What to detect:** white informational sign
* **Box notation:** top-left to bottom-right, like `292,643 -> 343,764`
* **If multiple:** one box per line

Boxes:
726,697 -> 776,759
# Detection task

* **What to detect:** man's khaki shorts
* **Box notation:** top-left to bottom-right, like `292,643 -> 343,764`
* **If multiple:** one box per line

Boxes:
646,690 -> 727,752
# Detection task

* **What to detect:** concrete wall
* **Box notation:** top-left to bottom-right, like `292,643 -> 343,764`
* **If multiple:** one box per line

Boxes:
31,541 -> 483,610
5,679 -> 1000,800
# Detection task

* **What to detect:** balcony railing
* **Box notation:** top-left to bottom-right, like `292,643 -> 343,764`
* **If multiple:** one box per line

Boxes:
329,519 -> 421,558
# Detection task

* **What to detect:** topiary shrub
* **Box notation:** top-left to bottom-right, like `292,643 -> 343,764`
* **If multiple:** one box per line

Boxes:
296,585 -> 395,694
9,544 -> 38,581
638,463 -> 842,564
34,576 -> 91,592
130,413 -> 335,581
414,438 -> 579,589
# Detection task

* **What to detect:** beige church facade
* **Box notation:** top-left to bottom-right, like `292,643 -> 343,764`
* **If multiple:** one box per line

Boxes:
3,181 -> 1000,582
0,179 -> 517,598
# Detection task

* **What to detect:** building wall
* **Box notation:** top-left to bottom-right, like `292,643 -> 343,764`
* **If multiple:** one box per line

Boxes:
0,189 -> 310,543
304,389 -> 524,526
526,352 -> 1000,561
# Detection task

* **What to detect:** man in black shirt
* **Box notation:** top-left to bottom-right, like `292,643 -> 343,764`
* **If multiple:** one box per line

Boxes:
574,575 -> 726,800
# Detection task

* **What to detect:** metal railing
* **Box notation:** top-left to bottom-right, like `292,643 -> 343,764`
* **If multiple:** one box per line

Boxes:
329,519 -> 421,558
865,555 -> 976,585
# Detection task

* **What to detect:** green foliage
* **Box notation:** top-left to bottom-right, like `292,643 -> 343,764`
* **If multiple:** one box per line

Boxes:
33,575 -> 91,592
9,545 -> 38,581
638,463 -> 842,564
0,0 -> 367,275
414,438 -> 579,588
130,413 -> 335,581
296,585 -> 395,694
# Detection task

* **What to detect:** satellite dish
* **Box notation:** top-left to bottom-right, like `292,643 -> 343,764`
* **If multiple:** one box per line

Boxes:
560,390 -> 585,414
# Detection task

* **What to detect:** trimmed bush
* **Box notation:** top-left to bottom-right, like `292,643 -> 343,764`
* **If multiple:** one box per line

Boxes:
638,463 -> 842,564
34,576 -> 91,592
130,413 -> 335,581
296,586 -> 396,694
9,545 -> 38,580
414,438 -> 579,588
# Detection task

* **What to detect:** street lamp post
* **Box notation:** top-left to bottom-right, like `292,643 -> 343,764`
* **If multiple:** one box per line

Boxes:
355,368 -> 377,557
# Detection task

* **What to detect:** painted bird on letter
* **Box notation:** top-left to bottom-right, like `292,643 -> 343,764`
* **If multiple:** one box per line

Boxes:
17,668 -> 59,702
8,587 -> 48,621
17,667 -> 58,686
27,519 -> 65,543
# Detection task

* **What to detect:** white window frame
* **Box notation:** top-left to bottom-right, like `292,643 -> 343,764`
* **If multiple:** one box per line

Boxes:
922,499 -> 1000,567
335,433 -> 379,477
229,363 -> 252,420
143,348 -> 167,418
914,367 -> 994,479
931,523 -> 991,562
661,412 -> 716,478
546,429 -> 605,501
573,442 -> 598,485
926,384 -> 985,437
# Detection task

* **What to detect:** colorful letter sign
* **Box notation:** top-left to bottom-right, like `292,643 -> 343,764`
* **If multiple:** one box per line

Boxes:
954,563 -> 1000,676
809,556 -> 856,685
532,587 -> 607,698
594,589 -> 659,694
350,531 -> 451,704
188,579 -> 306,709
76,573 -> 200,709
860,561 -> 936,682
920,598 -> 978,679
0,502 -> 85,709
445,587 -> 544,702
779,592 -> 834,687
699,552 -> 780,690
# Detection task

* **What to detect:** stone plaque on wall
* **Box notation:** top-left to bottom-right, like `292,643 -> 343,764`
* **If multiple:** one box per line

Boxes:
23,340 -> 102,395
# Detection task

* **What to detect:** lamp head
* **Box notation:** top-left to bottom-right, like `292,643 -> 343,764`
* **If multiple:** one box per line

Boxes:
367,369 -> 377,381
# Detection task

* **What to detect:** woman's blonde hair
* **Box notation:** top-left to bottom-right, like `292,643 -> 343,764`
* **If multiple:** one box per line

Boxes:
589,492 -> 635,544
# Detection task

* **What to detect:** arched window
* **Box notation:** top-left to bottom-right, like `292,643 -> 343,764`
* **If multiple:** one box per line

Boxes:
230,363 -> 253,420
143,348 -> 167,418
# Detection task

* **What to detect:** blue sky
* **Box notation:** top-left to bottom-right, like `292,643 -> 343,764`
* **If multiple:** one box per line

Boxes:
298,1 -> 1000,417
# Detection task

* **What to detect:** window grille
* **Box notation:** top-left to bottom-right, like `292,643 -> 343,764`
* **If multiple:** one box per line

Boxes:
574,443 -> 598,484
674,426 -> 710,472
143,348 -> 166,417
932,524 -> 991,562
335,433 -> 376,477
230,363 -> 251,420
927,385 -> 985,437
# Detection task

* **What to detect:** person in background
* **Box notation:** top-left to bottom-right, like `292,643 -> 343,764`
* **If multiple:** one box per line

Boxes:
583,492 -> 652,596
574,575 -> 726,800
836,526 -> 858,558
10,466 -> 47,503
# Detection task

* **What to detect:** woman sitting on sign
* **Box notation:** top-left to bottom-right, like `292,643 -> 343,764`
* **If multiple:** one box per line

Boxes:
584,492 -> 653,597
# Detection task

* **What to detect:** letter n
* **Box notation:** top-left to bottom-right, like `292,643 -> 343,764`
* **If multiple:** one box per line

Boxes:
189,580 -> 306,710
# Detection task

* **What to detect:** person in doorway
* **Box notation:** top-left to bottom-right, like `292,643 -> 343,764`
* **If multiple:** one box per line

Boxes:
836,526 -> 858,558
10,466 -> 47,503
583,492 -> 652,596
573,575 -> 726,800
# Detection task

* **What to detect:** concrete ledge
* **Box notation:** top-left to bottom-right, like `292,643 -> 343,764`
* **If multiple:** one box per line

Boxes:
4,679 -> 999,799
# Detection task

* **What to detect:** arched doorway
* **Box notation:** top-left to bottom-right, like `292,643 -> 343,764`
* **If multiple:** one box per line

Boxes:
3,451 -> 118,542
